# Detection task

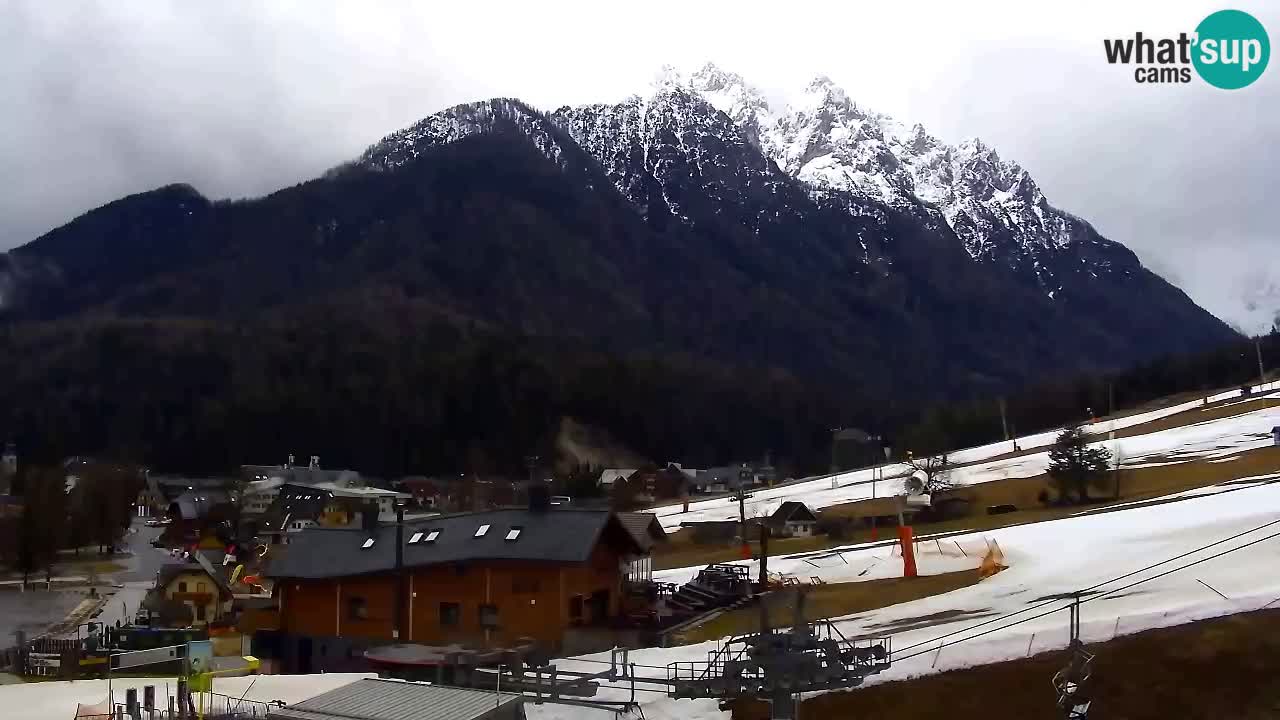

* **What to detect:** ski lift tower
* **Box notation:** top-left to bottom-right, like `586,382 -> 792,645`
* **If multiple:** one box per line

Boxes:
666,589 -> 891,719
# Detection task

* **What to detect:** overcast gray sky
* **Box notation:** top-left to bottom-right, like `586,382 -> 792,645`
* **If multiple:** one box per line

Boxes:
3,1 -> 1277,331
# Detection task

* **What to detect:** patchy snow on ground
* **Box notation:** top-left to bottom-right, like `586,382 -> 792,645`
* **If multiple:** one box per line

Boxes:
8,479 -> 1276,720
532,476 -> 1280,720
652,535 -> 991,589
653,381 -> 1280,531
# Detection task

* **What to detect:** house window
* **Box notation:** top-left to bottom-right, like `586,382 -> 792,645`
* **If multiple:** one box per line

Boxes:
196,581 -> 207,593
425,530 -> 440,543
195,604 -> 206,621
475,524 -> 490,538
479,604 -> 499,628
361,537 -> 376,549
348,596 -> 368,620
439,602 -> 460,627
409,531 -> 424,544
568,595 -> 584,623
178,581 -> 188,593
505,527 -> 522,541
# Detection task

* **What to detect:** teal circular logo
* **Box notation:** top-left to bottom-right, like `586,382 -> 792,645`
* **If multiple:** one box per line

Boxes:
1193,10 -> 1270,89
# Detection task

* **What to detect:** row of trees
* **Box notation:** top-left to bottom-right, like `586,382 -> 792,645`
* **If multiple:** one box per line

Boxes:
3,463 -> 141,584
889,330 -> 1276,470
0,310 -> 1271,489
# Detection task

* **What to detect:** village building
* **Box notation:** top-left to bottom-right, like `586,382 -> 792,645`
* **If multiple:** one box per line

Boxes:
597,468 -> 637,490
242,477 -> 286,516
396,476 -> 449,510
831,427 -> 886,472
241,455 -> 365,488
142,551 -> 234,627
768,501 -> 820,538
616,512 -> 668,583
690,466 -> 752,494
609,466 -> 688,508
140,474 -> 229,518
249,482 -> 411,546
263,497 -> 646,672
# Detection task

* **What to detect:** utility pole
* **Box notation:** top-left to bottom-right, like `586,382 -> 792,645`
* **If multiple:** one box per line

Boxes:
393,501 -> 406,641
1109,381 -> 1118,501
998,397 -> 1009,442
829,428 -> 841,474
1257,337 -> 1267,387
1108,382 -> 1116,441
757,521 -> 770,589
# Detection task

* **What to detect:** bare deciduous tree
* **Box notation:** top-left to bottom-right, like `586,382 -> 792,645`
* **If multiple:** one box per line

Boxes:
905,452 -> 954,494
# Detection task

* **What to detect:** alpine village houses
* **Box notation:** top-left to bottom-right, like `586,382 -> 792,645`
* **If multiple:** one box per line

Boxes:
264,488 -> 648,672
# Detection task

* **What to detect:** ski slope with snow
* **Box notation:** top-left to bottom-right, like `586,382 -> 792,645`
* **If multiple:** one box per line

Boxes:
652,381 -> 1280,531
536,474 -> 1280,719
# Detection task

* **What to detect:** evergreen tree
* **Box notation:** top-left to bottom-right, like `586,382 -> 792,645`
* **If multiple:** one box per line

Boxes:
1047,426 -> 1112,504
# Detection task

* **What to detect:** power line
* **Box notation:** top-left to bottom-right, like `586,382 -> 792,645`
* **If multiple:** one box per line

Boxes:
893,502 -> 1280,657
892,523 -> 1280,666
571,486 -> 1280,708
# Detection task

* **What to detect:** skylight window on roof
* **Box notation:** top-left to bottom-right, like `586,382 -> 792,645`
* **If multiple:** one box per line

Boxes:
361,537 -> 375,549
505,527 -> 522,541
425,530 -> 440,543
475,524 -> 490,538
409,531 -> 424,544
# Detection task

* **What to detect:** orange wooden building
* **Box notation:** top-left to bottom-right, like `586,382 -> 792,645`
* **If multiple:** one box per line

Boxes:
264,504 -> 645,672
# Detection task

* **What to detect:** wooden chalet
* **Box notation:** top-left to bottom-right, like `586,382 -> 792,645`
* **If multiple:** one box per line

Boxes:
263,498 -> 645,671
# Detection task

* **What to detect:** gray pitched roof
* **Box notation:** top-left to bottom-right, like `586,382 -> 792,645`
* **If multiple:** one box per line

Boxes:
265,508 -> 642,580
598,468 -> 637,486
269,678 -> 521,720
259,486 -> 334,532
169,489 -> 231,520
155,555 -> 232,599
770,501 -> 818,524
617,512 -> 666,551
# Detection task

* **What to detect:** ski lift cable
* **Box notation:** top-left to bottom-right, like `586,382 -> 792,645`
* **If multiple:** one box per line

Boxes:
893,509 -> 1280,657
564,496 -> 1280,684
895,522 -> 1280,664
891,524 -> 1280,666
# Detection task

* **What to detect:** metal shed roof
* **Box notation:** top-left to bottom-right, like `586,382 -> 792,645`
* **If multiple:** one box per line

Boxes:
269,678 -> 522,720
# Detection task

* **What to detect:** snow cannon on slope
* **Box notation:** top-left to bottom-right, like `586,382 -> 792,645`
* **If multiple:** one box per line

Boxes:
903,470 -> 932,509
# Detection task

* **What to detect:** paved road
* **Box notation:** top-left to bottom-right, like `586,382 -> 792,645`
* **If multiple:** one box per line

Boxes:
116,521 -> 171,584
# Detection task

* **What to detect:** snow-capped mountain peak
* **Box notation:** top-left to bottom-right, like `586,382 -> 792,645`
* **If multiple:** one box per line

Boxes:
605,64 -> 1116,295
350,64 -> 1153,303
801,74 -> 852,110
685,62 -> 774,150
